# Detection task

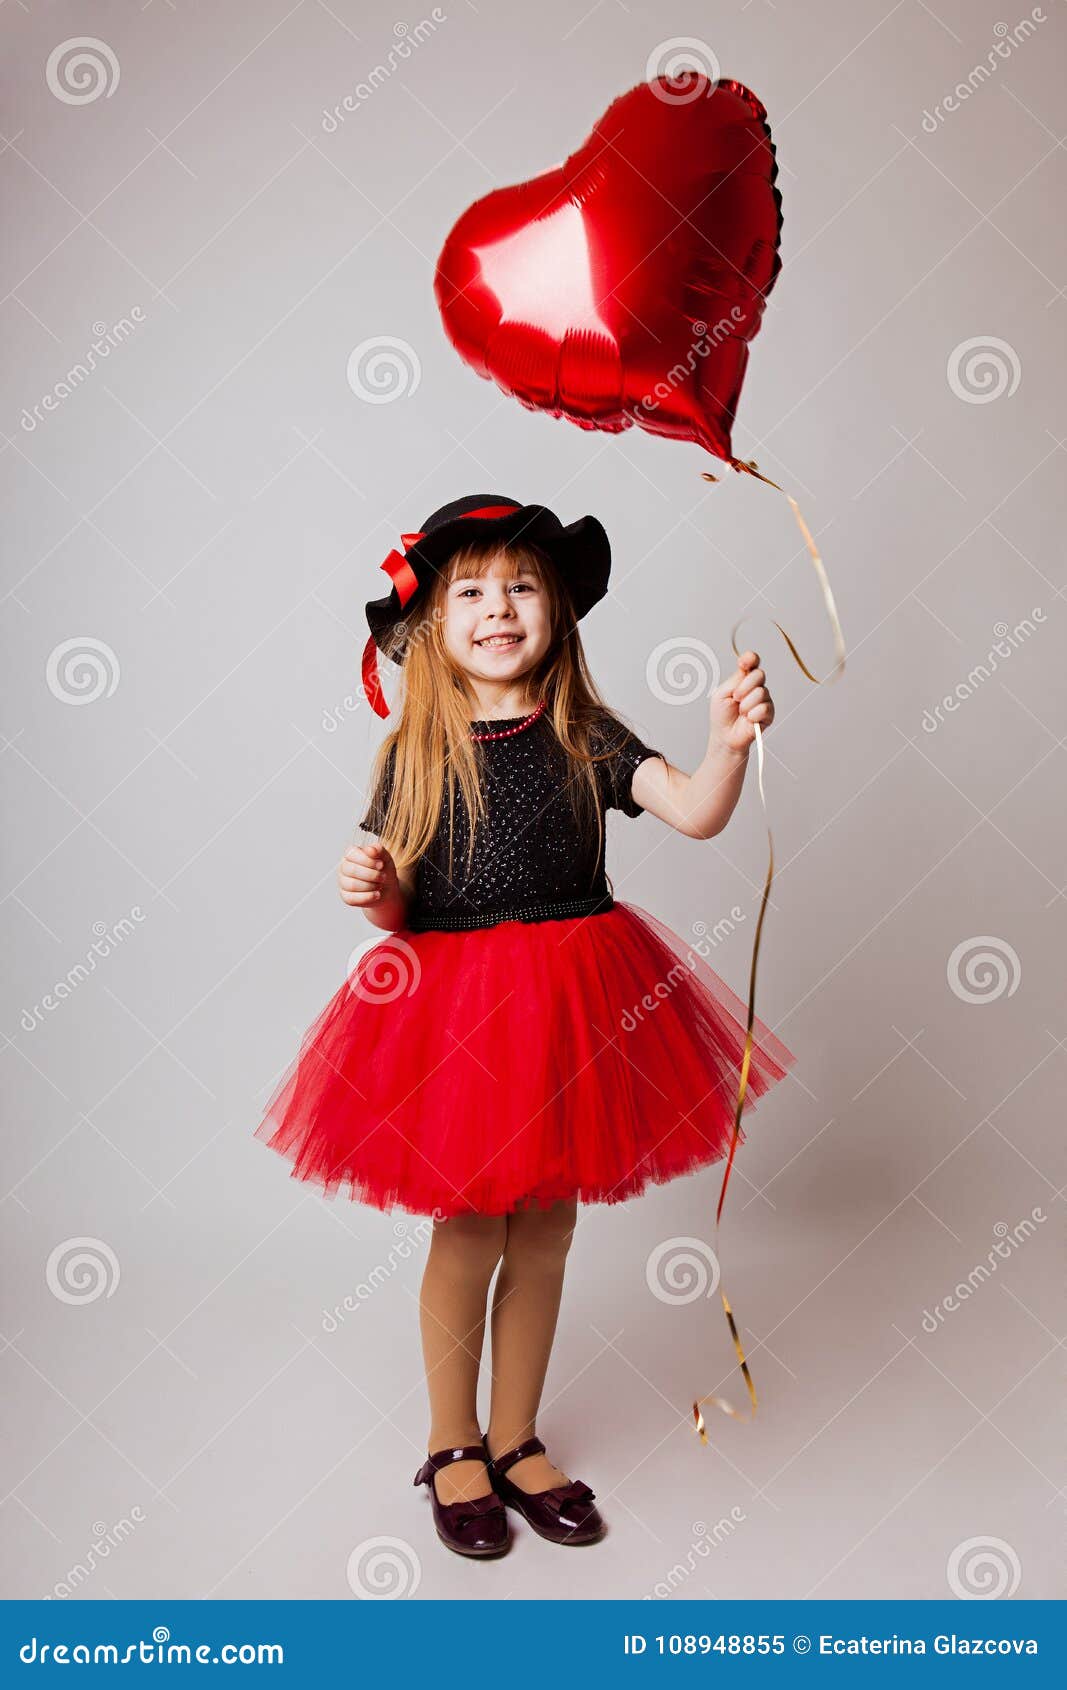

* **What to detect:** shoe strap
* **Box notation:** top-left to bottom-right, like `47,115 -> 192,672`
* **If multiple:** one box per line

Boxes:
486,1435 -> 546,1479
412,1444 -> 488,1486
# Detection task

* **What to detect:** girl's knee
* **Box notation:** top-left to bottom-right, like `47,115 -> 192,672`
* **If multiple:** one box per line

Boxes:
503,1200 -> 577,1267
430,1212 -> 506,1278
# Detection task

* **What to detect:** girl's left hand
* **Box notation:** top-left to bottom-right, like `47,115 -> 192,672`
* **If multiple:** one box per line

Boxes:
710,650 -> 775,753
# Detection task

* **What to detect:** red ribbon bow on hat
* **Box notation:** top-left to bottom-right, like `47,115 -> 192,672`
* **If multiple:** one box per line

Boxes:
360,531 -> 426,718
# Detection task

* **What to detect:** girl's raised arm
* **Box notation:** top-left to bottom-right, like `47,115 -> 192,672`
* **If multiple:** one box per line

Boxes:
630,651 -> 773,840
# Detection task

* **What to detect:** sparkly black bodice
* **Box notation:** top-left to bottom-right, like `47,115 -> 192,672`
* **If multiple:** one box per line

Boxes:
358,711 -> 663,929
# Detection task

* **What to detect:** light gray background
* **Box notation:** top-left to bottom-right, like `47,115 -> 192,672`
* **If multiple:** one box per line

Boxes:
2,0 -> 1063,1603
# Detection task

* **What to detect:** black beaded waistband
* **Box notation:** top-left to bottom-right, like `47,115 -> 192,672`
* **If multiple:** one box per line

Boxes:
408,895 -> 615,932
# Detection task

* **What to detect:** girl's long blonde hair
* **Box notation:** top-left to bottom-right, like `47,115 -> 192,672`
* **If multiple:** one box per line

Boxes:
365,534 -> 632,882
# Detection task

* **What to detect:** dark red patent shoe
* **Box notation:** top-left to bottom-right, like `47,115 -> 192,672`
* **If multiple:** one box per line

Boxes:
413,1444 -> 510,1558
483,1435 -> 605,1545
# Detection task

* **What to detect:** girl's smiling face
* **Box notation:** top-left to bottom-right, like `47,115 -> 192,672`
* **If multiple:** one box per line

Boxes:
442,550 -> 552,689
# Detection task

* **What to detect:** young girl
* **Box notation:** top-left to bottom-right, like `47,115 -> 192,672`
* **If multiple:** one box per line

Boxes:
255,494 -> 795,1558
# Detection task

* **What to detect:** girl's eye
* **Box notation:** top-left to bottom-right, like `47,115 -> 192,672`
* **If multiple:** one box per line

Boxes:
455,581 -> 535,598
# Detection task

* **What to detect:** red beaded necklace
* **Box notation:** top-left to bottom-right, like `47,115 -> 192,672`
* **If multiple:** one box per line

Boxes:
468,698 -> 548,742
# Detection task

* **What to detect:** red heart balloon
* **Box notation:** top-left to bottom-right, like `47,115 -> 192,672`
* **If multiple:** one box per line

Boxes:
435,73 -> 782,466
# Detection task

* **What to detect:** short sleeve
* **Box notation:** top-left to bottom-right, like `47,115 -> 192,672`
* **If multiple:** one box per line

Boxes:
591,715 -> 663,818
359,743 -> 396,835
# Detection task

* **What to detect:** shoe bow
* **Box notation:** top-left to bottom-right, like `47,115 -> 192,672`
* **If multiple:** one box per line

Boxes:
554,1480 -> 596,1510
450,1492 -> 506,1531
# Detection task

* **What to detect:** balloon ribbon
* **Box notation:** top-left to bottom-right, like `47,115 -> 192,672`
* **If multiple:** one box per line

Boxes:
692,456 -> 846,1445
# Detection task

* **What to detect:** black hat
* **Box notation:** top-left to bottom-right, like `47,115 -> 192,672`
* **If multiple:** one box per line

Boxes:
360,494 -> 611,716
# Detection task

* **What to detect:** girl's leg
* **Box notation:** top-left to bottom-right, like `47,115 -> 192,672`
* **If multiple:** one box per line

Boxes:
419,1211 -> 507,1504
485,1198 -> 578,1493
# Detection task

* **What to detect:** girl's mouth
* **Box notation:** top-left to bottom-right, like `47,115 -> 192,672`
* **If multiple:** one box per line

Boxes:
475,634 -> 524,650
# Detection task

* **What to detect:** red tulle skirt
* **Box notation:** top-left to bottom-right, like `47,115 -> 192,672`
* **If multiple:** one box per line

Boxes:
254,901 -> 795,1218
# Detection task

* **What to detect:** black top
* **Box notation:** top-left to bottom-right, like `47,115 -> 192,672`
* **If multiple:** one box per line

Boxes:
358,711 -> 664,928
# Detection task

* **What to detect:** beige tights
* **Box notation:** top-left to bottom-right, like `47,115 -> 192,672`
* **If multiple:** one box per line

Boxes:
418,1199 -> 577,1505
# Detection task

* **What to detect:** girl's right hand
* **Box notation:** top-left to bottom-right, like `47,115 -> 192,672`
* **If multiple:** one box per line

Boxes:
338,840 -> 398,907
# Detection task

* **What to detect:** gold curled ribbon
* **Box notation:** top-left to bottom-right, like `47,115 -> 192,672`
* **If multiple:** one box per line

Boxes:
692,455 -> 846,1446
